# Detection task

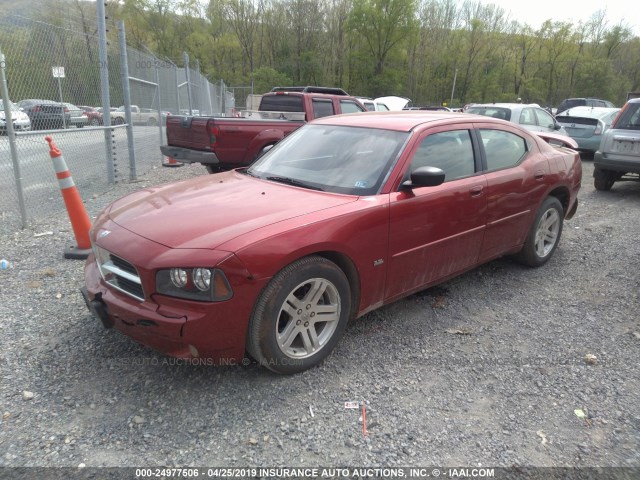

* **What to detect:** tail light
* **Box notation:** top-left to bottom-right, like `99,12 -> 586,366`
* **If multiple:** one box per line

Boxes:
208,123 -> 219,148
63,107 -> 69,112
32,106 -> 41,112
594,122 -> 603,135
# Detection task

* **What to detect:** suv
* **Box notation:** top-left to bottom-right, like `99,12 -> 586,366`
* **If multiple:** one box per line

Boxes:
593,98 -> 640,191
556,98 -> 614,115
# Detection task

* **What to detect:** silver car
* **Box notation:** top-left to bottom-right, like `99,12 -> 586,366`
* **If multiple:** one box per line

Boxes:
555,107 -> 620,154
593,98 -> 640,191
465,103 -> 568,136
63,102 -> 88,128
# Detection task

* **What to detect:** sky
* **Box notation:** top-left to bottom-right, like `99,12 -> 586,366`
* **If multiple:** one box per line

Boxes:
476,0 -> 640,36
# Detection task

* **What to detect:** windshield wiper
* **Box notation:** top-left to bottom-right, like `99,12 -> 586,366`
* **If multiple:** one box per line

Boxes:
265,176 -> 324,191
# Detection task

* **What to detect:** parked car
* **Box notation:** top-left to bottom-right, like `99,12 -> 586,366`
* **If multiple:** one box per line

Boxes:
0,100 -> 31,133
16,99 -> 66,130
82,111 -> 581,374
78,105 -> 103,126
555,106 -> 620,154
556,98 -> 615,116
593,98 -> 640,191
374,96 -> 411,111
356,97 -> 390,111
465,103 -> 569,136
419,106 -> 453,112
95,107 -> 118,114
62,103 -> 88,128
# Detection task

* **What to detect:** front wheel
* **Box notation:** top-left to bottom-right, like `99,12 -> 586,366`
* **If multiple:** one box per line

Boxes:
247,256 -> 351,374
514,196 -> 564,267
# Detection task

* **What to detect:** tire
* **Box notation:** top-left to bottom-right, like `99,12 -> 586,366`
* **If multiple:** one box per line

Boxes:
114,117 -> 125,125
514,196 -> 564,267
247,256 -> 351,374
594,169 -> 615,191
90,118 -> 100,126
147,117 -> 157,126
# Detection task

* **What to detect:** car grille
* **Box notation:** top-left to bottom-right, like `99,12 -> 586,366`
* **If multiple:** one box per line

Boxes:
94,246 -> 145,301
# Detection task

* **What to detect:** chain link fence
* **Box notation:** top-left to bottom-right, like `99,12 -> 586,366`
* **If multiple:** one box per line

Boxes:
0,12 -> 234,234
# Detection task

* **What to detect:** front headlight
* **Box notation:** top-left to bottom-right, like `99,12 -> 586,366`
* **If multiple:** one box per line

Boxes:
156,268 -> 233,302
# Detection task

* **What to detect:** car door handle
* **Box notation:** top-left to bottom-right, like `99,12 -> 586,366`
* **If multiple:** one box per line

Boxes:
470,185 -> 484,196
535,170 -> 545,180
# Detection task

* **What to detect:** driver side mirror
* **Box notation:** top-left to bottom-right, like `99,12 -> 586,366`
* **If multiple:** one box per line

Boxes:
401,166 -> 446,189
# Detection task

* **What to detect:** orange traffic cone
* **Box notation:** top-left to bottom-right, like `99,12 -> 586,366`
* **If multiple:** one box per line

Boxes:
45,136 -> 93,260
162,156 -> 183,168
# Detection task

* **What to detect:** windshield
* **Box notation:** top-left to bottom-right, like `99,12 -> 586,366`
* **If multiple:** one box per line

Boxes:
248,124 -> 409,195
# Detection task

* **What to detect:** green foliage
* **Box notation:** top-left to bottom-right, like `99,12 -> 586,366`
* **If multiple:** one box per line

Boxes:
1,0 -> 638,108
251,67 -> 293,94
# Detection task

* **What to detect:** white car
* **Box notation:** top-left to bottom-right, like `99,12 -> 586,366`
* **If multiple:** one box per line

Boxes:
0,100 -> 31,133
356,97 -> 390,112
465,103 -> 568,136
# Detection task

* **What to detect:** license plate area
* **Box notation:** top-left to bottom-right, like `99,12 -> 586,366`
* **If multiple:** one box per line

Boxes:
613,139 -> 640,154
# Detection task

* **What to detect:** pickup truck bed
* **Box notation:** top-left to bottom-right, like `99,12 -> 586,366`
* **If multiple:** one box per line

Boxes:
161,116 -> 303,170
161,87 -> 366,172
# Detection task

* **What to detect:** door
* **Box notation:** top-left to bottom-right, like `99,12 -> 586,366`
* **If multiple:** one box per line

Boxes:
385,128 -> 487,301
476,127 -> 550,262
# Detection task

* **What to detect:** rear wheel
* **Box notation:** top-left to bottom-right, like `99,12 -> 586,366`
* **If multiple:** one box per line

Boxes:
594,169 -> 615,191
247,256 -> 351,374
90,118 -> 100,126
515,196 -> 564,267
147,117 -> 158,126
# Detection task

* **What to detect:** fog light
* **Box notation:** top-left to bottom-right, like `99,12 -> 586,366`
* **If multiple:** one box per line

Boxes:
170,268 -> 188,288
193,268 -> 212,291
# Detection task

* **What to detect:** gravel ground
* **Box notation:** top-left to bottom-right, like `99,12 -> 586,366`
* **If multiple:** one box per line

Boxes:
0,159 -> 639,475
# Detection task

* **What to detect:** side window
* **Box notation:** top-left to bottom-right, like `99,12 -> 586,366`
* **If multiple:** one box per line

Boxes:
535,108 -> 555,128
519,108 -> 536,125
377,103 -> 390,111
409,130 -> 475,182
313,99 -> 335,118
340,100 -> 366,114
480,129 -> 528,171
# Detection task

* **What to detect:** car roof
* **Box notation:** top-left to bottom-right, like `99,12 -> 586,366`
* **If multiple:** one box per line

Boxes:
556,106 -> 620,119
312,110 -> 502,132
466,103 -> 539,108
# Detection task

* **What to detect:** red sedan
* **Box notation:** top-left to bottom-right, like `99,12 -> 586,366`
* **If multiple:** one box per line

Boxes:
82,112 -> 581,374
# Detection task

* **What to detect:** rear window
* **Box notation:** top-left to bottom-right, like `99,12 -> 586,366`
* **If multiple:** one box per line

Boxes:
466,106 -> 512,121
557,99 -> 585,113
612,102 -> 640,130
259,95 -> 304,112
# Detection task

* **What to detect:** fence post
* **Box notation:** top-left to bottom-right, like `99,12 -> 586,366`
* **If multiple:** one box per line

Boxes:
0,49 -> 28,228
117,21 -> 137,181
183,51 -> 193,115
96,0 -> 115,184
153,56 -> 164,164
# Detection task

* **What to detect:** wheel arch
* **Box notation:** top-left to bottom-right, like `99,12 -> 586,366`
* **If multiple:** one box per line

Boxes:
313,250 -> 361,320
547,185 -> 570,216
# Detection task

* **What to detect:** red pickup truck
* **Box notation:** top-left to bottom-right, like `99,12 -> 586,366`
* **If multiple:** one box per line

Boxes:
160,86 -> 366,173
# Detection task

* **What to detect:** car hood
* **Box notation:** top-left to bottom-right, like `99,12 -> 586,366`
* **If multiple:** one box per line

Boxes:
0,110 -> 29,121
107,170 -> 358,249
